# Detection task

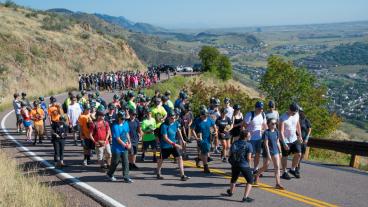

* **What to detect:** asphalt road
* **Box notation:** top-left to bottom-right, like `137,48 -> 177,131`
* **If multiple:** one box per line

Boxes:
1,74 -> 367,207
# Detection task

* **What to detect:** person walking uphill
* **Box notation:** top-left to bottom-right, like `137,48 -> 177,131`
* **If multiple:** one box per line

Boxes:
13,93 -> 23,133
67,95 -> 82,146
107,111 -> 133,183
127,109 -> 142,170
51,116 -> 68,168
30,100 -> 45,145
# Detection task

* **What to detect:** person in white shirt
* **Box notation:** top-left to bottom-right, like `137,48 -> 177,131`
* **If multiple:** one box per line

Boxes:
265,101 -> 280,123
67,95 -> 82,146
243,101 -> 268,173
224,98 -> 234,120
279,103 -> 303,180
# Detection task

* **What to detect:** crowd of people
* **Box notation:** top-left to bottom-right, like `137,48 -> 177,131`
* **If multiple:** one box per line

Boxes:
12,78 -> 312,203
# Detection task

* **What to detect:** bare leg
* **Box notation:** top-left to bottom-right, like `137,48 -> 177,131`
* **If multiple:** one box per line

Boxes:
244,183 -> 252,198
178,157 -> 185,176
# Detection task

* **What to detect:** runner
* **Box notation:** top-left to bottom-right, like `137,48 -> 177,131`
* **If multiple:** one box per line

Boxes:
127,109 -> 142,170
279,103 -> 303,179
156,112 -> 190,181
227,130 -> 254,203
51,115 -> 68,168
13,93 -> 23,133
20,101 -> 32,142
231,104 -> 243,143
141,108 -> 157,162
30,100 -> 45,145
254,118 -> 285,190
191,108 -> 217,173
216,108 -> 233,162
244,101 -> 267,174
67,95 -> 82,146
78,105 -> 94,166
297,107 -> 312,173
265,101 -> 280,122
107,111 -> 133,183
90,110 -> 112,171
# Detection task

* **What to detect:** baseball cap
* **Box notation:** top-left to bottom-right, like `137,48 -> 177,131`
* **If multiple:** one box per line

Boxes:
255,101 -> 264,109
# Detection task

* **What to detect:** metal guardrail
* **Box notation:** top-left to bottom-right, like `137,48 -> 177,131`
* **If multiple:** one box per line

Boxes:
307,138 -> 368,168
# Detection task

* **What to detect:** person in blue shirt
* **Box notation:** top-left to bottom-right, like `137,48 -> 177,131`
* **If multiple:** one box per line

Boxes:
191,108 -> 217,173
106,111 -> 133,183
156,112 -> 190,181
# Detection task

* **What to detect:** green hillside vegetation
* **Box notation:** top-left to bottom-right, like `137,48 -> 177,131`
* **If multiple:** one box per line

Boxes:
0,4 -> 144,106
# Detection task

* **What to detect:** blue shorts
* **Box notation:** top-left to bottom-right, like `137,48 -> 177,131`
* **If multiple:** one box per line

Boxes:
198,140 -> 211,155
250,139 -> 263,154
23,121 -> 32,128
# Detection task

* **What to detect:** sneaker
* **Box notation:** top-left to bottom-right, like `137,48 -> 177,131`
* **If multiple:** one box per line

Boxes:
156,174 -> 164,180
207,157 -> 213,162
242,197 -> 254,203
106,175 -> 117,182
204,165 -> 211,174
195,157 -> 201,168
17,129 -> 20,133
82,160 -> 88,166
180,175 -> 190,181
275,184 -> 285,190
214,149 -> 220,154
141,154 -> 146,161
222,157 -> 227,163
289,169 -> 300,179
32,142 -> 36,146
226,189 -> 233,197
38,141 -> 43,144
123,178 -> 134,183
281,172 -> 291,180
132,164 -> 139,170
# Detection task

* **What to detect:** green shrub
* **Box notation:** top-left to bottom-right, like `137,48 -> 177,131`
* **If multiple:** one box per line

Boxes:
30,45 -> 45,58
80,32 -> 90,40
15,52 -> 26,63
0,65 -> 9,74
41,15 -> 76,31
25,12 -> 38,18
4,0 -> 17,8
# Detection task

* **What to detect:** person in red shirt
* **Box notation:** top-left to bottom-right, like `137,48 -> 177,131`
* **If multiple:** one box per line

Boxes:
90,110 -> 112,170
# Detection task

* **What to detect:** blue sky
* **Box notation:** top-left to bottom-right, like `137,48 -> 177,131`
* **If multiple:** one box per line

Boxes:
5,0 -> 368,29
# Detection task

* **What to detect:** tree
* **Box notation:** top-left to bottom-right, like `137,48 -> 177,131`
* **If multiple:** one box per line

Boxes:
260,56 -> 341,136
198,46 -> 232,81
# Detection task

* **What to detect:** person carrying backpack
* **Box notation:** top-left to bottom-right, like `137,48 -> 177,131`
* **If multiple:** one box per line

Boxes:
51,115 -> 68,168
227,130 -> 254,203
30,100 -> 45,145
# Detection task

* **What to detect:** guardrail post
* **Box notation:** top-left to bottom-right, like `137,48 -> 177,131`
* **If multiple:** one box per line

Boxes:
350,154 -> 361,168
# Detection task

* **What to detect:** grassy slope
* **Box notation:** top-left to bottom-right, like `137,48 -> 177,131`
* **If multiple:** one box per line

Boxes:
0,5 -> 145,105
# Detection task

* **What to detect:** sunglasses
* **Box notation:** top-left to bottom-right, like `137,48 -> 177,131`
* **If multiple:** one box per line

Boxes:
271,122 -> 277,125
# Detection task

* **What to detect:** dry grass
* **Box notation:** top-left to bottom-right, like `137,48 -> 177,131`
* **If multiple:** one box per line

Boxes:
0,5 -> 145,107
0,150 -> 65,207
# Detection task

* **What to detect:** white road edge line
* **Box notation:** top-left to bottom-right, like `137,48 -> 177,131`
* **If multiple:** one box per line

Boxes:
1,109 -> 126,207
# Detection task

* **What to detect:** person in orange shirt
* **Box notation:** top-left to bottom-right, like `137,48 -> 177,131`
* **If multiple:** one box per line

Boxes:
30,100 -> 45,145
48,96 -> 63,124
78,104 -> 94,166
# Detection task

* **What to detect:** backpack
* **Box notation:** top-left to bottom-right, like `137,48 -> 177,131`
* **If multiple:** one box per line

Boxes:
229,141 -> 248,166
251,111 -> 266,121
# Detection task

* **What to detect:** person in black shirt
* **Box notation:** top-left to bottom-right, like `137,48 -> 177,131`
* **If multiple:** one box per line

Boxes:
216,108 -> 233,162
297,108 -> 312,173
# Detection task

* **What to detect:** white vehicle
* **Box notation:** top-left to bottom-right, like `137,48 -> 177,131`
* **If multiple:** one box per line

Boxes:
184,66 -> 193,72
176,66 -> 184,72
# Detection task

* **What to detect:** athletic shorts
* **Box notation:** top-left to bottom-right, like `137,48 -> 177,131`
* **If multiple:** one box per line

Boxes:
218,132 -> 231,140
82,139 -> 95,150
34,125 -> 44,137
160,147 -> 181,159
16,114 -> 23,124
95,143 -> 112,161
250,139 -> 263,154
281,141 -> 302,157
301,143 -> 308,154
198,140 -> 211,155
129,145 -> 138,155
231,166 -> 254,184
72,125 -> 79,133
23,120 -> 32,128
143,140 -> 157,150
154,128 -> 161,137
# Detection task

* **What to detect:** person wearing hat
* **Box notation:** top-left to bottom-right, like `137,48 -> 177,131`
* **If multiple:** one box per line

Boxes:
151,98 -> 167,156
224,98 -> 234,120
208,98 -> 221,154
67,95 -> 82,146
127,91 -> 136,111
90,110 -> 112,170
20,101 -> 33,142
164,90 -> 174,110
156,111 -> 190,181
21,92 -> 31,108
127,108 -> 143,170
112,94 -> 121,109
265,101 -> 280,123
48,96 -> 63,126
243,101 -> 268,174
191,108 -> 217,173
162,96 -> 172,114
105,103 -> 117,126
39,96 -> 48,136
51,115 -> 68,168
279,103 -> 303,180
62,91 -> 74,114
107,111 -> 133,183
13,93 -> 23,133
78,104 -> 93,166
216,108 -> 233,162
231,104 -> 243,143
30,100 -> 45,145
297,107 -> 312,174
141,108 -> 157,162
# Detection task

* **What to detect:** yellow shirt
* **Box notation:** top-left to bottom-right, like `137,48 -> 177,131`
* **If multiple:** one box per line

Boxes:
30,108 -> 44,126
151,106 -> 167,128
78,113 -> 91,139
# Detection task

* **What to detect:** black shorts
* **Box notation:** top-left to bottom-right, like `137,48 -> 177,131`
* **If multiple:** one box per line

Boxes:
301,143 -> 308,154
129,145 -> 138,155
143,140 -> 157,150
281,141 -> 302,157
160,147 -> 181,160
231,166 -> 254,184
82,139 -> 95,150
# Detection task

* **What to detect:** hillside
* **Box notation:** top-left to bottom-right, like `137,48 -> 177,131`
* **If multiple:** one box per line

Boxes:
0,5 -> 144,105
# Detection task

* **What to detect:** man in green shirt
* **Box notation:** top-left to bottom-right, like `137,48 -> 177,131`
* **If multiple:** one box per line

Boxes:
127,91 -> 137,111
141,109 -> 158,162
165,90 -> 174,110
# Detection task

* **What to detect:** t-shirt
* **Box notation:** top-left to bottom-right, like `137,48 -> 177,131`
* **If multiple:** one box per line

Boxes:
104,113 -> 117,126
151,106 -> 167,128
191,117 -> 215,143
266,110 -> 280,122
216,116 -> 232,133
280,112 -> 299,144
78,114 -> 91,139
225,106 -> 234,120
244,112 -> 267,141
13,99 -> 21,115
300,117 -> 312,140
181,112 -> 193,128
111,121 -> 130,153
30,108 -> 44,126
163,104 -> 172,114
167,100 -> 174,110
48,105 -> 61,122
128,119 -> 140,145
141,117 -> 156,142
89,120 -> 110,144
230,140 -> 253,168
67,103 -> 82,126
208,109 -> 221,121
128,100 -> 136,111
174,98 -> 182,108
262,129 -> 280,155
160,121 -> 179,149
